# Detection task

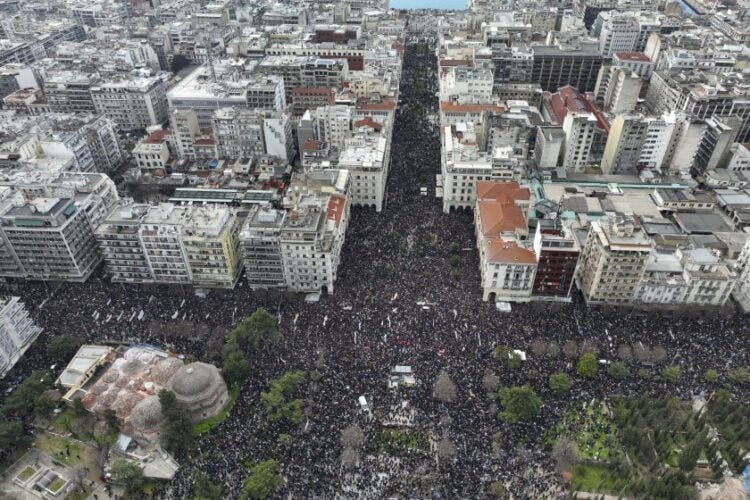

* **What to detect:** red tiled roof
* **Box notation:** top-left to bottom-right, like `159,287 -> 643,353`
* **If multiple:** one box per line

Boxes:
478,201 -> 527,237
353,117 -> 382,132
327,195 -> 346,227
476,181 -> 530,203
144,129 -> 171,143
485,239 -> 536,264
546,86 -> 609,133
304,139 -> 322,151
615,52 -> 651,62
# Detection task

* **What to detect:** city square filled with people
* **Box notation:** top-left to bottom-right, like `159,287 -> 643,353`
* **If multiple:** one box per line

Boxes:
2,35 -> 750,499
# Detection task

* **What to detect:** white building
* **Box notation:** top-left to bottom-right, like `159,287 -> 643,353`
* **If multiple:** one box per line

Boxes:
727,143 -> 750,172
337,133 -> 389,212
0,296 -> 42,377
96,202 -> 243,288
439,66 -> 493,104
91,76 -> 169,131
0,172 -> 118,282
576,217 -> 652,305
562,112 -> 598,172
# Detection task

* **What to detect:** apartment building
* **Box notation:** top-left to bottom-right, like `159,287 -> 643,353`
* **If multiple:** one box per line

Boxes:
531,219 -> 580,299
240,204 -> 286,289
0,172 -> 119,282
576,217 -> 652,304
439,66 -> 493,104
96,202 -> 243,288
530,44 -> 603,93
0,296 -> 42,377
337,133 -> 389,212
91,76 -> 169,131
601,114 -> 649,175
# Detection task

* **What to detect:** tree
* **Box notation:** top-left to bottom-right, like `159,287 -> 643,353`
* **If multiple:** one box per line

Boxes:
432,371 -> 457,402
261,371 -> 306,424
47,335 -> 83,361
158,390 -> 193,456
241,460 -> 283,500
340,424 -> 365,449
2,370 -> 52,417
109,459 -> 144,495
662,365 -> 682,383
494,345 -> 511,361
482,369 -> 500,392
608,362 -> 630,380
436,437 -> 456,461
552,437 -> 580,472
576,352 -> 598,378
497,386 -> 542,423
244,308 -> 280,349
33,393 -> 56,419
489,481 -> 508,498
0,421 -> 28,460
548,372 -> 572,395
223,349 -> 251,386
193,470 -> 223,500
728,368 -> 750,385
705,369 -> 719,383
72,397 -> 88,418
678,441 -> 701,473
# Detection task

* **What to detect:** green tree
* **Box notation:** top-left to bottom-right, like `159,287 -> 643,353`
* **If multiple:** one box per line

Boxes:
489,481 -> 508,498
46,335 -> 83,361
72,397 -> 88,418
223,349 -> 251,386
193,470 -> 223,499
241,460 -> 283,500
576,352 -> 598,378
1,370 -> 52,417
0,421 -> 28,460
32,393 -> 56,419
662,365 -> 682,383
260,371 -> 306,424
109,459 -> 144,495
494,345 -> 511,361
497,386 -> 542,423
231,308 -> 280,350
608,362 -> 630,380
158,390 -> 193,456
705,369 -> 719,383
548,372 -> 572,394
727,368 -> 750,385
678,441 -> 701,472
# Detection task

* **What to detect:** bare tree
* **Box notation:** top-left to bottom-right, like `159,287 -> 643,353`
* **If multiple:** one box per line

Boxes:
617,345 -> 633,361
530,339 -> 546,355
340,424 -> 365,450
432,371 -> 457,403
436,437 -> 456,461
552,437 -> 580,473
633,343 -> 649,363
482,369 -> 500,392
562,341 -> 579,359
340,447 -> 359,469
546,342 -> 560,358
651,345 -> 667,363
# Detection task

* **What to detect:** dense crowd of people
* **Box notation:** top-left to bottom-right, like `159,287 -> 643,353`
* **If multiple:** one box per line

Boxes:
2,30 -> 750,499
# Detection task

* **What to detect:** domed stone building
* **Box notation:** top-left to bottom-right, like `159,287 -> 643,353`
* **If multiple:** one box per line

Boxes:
128,395 -> 163,443
167,362 -> 229,422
